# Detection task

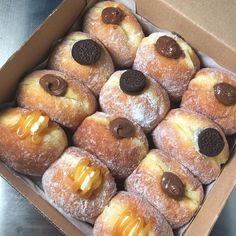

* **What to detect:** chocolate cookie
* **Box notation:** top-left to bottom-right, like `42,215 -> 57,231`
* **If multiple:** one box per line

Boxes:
119,70 -> 146,95
72,39 -> 101,65
198,128 -> 225,157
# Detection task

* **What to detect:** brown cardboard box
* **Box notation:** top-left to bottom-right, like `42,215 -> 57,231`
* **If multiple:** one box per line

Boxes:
0,0 -> 235,235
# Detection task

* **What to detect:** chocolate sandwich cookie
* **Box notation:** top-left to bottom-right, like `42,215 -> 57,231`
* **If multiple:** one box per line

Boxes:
72,39 -> 102,65
119,70 -> 146,95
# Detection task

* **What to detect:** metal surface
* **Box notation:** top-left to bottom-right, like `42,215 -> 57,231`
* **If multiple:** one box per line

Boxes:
0,0 -> 235,235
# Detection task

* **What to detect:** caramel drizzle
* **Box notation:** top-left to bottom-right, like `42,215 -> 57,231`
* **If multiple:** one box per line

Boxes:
71,159 -> 103,198
10,111 -> 49,144
113,210 -> 153,236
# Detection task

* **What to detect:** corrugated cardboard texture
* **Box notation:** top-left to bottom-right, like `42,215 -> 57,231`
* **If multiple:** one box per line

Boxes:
136,0 -> 236,73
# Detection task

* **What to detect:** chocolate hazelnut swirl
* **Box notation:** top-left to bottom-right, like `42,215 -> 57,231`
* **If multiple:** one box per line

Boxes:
101,7 -> 124,25
39,74 -> 68,96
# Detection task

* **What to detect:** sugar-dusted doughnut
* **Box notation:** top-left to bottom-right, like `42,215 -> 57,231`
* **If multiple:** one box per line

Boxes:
73,112 -> 148,179
152,109 -> 229,184
0,107 -> 67,176
83,1 -> 144,67
48,32 -> 114,95
42,147 -> 116,224
17,69 -> 97,129
133,32 -> 200,101
181,68 -> 236,135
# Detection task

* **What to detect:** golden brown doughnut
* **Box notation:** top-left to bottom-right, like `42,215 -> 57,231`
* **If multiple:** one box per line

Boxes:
152,109 -> 229,184
17,69 -> 97,129
48,31 -> 114,95
133,32 -> 200,101
83,1 -> 144,68
99,69 -> 170,133
181,68 -> 236,135
42,147 -> 116,224
125,149 -> 204,229
93,191 -> 173,236
73,112 -> 148,179
0,107 -> 68,176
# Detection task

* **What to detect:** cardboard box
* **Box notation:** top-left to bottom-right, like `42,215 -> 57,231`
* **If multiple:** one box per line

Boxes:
0,0 -> 235,235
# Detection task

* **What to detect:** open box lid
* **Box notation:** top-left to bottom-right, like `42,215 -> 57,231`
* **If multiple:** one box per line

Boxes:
136,0 -> 236,73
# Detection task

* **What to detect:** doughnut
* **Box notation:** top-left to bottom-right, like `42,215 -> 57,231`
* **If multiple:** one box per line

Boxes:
17,69 -> 97,129
42,147 -> 116,224
0,107 -> 68,176
133,32 -> 200,101
83,1 -> 144,68
181,68 -> 236,135
125,149 -> 204,228
93,191 -> 173,236
152,109 -> 229,184
48,31 -> 114,95
99,69 -> 170,133
73,112 -> 148,179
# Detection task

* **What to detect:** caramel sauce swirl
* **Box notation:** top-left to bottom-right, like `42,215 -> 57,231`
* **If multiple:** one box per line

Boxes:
10,111 -> 49,144
71,159 -> 103,198
113,210 -> 152,236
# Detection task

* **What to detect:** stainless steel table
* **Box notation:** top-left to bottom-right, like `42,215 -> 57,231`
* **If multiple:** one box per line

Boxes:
0,1 -> 235,235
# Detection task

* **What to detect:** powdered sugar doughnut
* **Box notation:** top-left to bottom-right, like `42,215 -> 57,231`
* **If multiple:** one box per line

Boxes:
83,1 -> 144,67
17,70 -> 97,129
125,149 -> 204,229
99,70 -> 170,133
42,147 -> 116,224
73,112 -> 148,179
152,109 -> 229,184
133,32 -> 200,101
48,32 -> 114,96
181,68 -> 236,135
93,191 -> 173,236
0,107 -> 68,176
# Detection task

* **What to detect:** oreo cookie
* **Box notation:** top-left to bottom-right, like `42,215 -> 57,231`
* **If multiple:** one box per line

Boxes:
72,39 -> 101,65
120,70 -> 146,95
198,128 -> 225,157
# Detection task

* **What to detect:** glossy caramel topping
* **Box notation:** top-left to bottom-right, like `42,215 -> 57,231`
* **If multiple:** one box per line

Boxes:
39,74 -> 68,96
214,82 -> 236,106
71,159 -> 103,198
10,111 -> 49,144
113,209 -> 152,236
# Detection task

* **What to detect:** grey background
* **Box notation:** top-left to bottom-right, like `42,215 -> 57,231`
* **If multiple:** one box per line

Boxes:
0,0 -> 235,235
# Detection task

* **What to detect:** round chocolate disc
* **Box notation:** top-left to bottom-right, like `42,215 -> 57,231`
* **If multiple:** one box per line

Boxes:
160,172 -> 184,201
109,117 -> 135,139
39,74 -> 68,96
101,7 -> 124,25
120,70 -> 146,95
155,35 -> 182,59
198,128 -> 225,157
214,82 -> 236,106
72,39 -> 101,65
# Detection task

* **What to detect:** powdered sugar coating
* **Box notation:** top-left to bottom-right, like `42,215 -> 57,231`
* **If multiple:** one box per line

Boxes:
93,191 -> 173,236
0,107 -> 68,176
83,1 -> 144,67
48,32 -> 114,96
99,70 -> 170,133
125,149 -> 204,229
152,109 -> 229,184
73,112 -> 149,179
133,32 -> 200,101
42,146 -> 116,224
17,69 -> 97,129
181,68 -> 236,135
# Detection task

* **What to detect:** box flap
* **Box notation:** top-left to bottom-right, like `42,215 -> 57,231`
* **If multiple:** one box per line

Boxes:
136,0 -> 236,73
